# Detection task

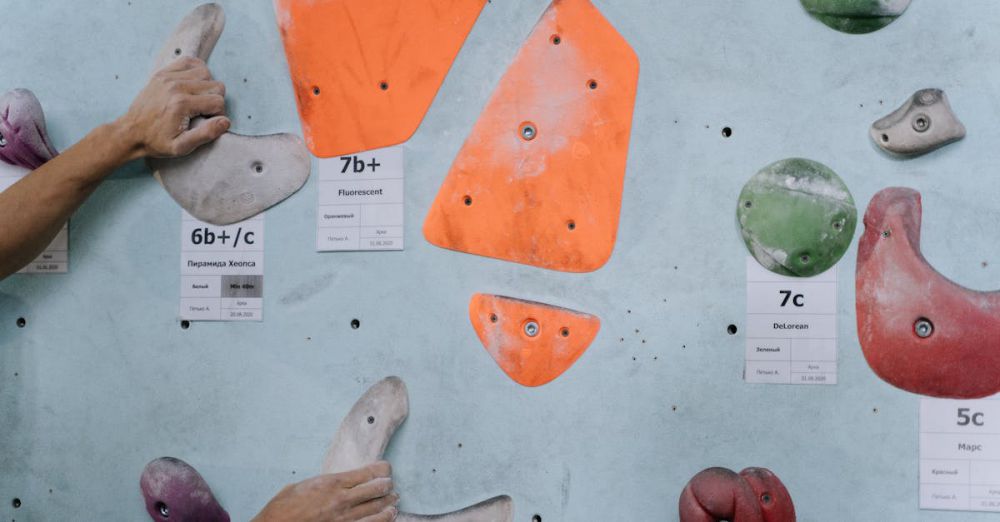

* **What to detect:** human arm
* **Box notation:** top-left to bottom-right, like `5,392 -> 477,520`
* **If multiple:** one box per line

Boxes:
252,461 -> 399,522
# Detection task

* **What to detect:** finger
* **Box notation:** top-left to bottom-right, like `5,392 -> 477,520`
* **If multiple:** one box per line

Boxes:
170,116 -> 230,156
175,80 -> 226,97
356,506 -> 398,522
348,496 -> 399,521
338,461 -> 392,488
181,94 -> 226,118
345,477 -> 393,505
163,60 -> 213,81
158,56 -> 206,74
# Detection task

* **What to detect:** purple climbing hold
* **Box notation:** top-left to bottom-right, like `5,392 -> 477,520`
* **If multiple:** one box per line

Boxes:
140,457 -> 230,522
0,88 -> 58,169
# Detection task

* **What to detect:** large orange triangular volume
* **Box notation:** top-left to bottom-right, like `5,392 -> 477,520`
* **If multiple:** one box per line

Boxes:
423,0 -> 639,272
469,294 -> 601,387
274,0 -> 487,157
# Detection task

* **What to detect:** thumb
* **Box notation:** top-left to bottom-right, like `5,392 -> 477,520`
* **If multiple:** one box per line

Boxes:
172,116 -> 230,156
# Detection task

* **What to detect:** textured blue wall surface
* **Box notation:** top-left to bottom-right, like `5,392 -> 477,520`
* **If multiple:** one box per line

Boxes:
2,0 -> 999,520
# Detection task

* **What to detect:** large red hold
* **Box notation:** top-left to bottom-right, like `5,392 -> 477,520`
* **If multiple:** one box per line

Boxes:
856,187 -> 1000,399
679,467 -> 795,522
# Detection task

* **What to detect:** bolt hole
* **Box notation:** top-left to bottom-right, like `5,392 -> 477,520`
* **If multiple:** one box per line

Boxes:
16,317 -> 26,328
881,134 -> 889,143
560,327 -> 570,337
351,319 -> 361,330
587,79 -> 598,90
180,320 -> 190,330
379,81 -> 389,91
833,221 -> 843,231
463,195 -> 473,206
721,127 -> 732,138
174,48 -> 182,56
567,220 -> 576,231
882,229 -> 891,238
156,501 -> 168,518
367,416 -> 375,425
12,498 -> 21,509
312,86 -> 321,96
532,515 -> 542,522
761,493 -> 772,504
800,254 -> 810,264
743,200 -> 752,209
490,313 -> 498,323
252,162 -> 264,174
550,34 -> 561,45
727,324 -> 738,335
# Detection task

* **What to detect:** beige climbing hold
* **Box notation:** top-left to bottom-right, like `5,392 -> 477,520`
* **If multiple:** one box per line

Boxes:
148,3 -> 310,225
871,89 -> 965,157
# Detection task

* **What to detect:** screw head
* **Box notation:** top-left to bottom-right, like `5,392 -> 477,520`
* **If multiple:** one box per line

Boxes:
0,132 -> 6,147
912,113 -> 931,133
520,123 -> 537,141
914,318 -> 934,338
159,502 -> 169,517
523,321 -> 539,337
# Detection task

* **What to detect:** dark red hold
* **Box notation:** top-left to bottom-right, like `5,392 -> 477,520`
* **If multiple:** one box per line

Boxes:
140,457 -> 230,522
679,466 -> 795,522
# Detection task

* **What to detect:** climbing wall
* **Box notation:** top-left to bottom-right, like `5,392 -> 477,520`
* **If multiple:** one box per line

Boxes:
2,0 -> 999,520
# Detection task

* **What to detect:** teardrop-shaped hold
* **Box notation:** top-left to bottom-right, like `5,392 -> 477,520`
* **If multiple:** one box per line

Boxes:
469,294 -> 601,387
0,88 -> 59,169
856,188 -> 1000,398
800,0 -> 911,34
149,3 -> 311,226
737,158 -> 857,277
679,467 -> 795,522
274,0 -> 487,157
423,0 -> 639,273
871,89 -> 965,157
323,377 -> 514,521
140,457 -> 230,522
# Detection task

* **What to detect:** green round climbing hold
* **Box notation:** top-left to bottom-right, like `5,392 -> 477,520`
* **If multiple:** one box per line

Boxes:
737,158 -> 857,277
800,0 -> 911,34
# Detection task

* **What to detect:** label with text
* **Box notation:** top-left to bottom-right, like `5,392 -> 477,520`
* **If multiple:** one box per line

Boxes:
744,257 -> 837,385
179,212 -> 263,321
920,396 -> 1000,512
317,146 -> 403,251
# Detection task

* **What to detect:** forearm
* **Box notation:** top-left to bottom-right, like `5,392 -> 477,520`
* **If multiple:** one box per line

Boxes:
0,121 -> 137,278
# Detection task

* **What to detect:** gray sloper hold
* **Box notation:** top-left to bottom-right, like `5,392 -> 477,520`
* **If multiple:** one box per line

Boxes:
871,89 -> 966,157
323,377 -> 514,522
148,3 -> 310,225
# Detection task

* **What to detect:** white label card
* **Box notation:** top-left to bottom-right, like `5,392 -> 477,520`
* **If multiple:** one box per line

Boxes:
316,146 -> 404,252
0,164 -> 68,273
744,257 -> 838,385
179,212 -> 263,322
920,396 -> 1000,512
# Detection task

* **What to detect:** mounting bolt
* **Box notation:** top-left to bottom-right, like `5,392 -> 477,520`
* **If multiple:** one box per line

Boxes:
914,318 -> 934,338
912,113 -> 931,133
520,123 -> 537,141
523,321 -> 539,337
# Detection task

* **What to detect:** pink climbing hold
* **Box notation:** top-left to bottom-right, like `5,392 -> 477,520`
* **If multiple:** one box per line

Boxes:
140,457 -> 230,522
0,88 -> 58,169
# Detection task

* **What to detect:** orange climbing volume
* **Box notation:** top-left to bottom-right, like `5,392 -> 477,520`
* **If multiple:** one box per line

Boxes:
274,0 -> 487,157
469,294 -> 601,387
424,0 -> 640,272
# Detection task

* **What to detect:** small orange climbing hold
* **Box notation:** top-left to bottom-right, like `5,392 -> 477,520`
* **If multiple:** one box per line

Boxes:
423,0 -> 639,272
274,0 -> 487,157
469,294 -> 601,387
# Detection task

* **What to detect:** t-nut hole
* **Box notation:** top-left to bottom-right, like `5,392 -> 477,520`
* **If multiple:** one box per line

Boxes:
490,313 -> 498,323
560,327 -> 570,337
587,79 -> 598,90
727,324 -> 738,335
567,220 -> 576,231
532,515 -> 542,522
351,318 -> 361,330
180,320 -> 190,330
721,126 -> 732,138
520,122 -> 538,141
881,133 -> 889,143
312,86 -> 321,96
12,498 -> 21,509
16,317 -> 26,328
550,34 -> 561,45
463,195 -> 473,206
367,416 -> 375,425
379,81 -> 389,91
